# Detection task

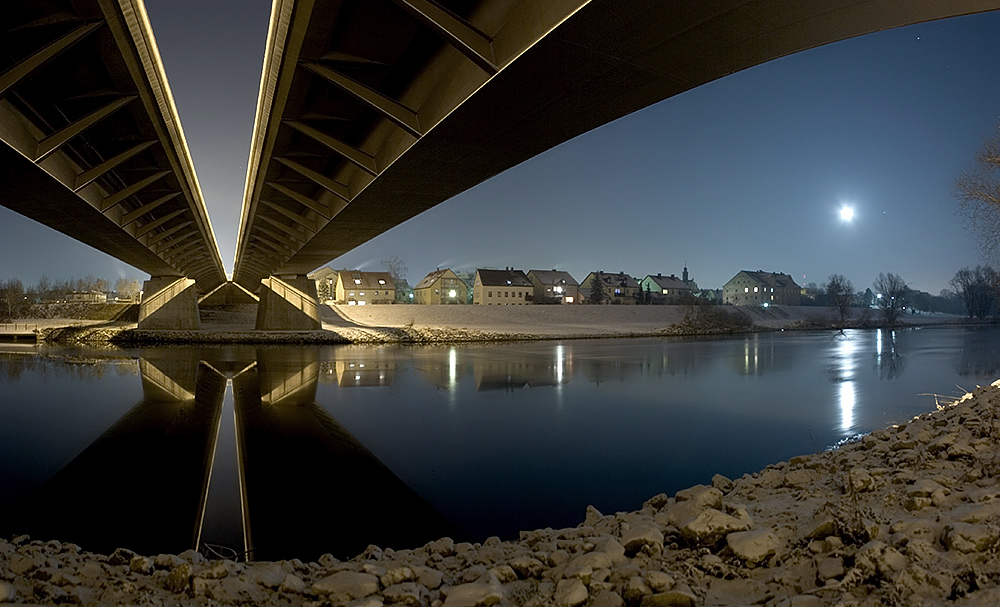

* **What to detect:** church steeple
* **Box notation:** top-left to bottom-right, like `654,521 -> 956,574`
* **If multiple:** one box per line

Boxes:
682,265 -> 689,283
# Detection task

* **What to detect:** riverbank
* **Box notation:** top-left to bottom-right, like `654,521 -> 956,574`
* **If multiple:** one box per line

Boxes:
4,379 -> 1000,606
17,303 -> 970,345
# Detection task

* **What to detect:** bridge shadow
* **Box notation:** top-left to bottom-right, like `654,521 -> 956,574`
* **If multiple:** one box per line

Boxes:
0,348 -> 457,560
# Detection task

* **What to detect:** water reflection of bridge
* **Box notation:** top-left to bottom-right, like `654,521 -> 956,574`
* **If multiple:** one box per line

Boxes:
0,348 -> 454,560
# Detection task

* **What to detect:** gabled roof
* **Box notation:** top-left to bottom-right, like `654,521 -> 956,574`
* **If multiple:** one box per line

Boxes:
733,270 -> 800,289
414,268 -> 457,290
527,269 -> 579,286
476,268 -> 532,287
589,271 -> 640,289
337,270 -> 395,290
644,274 -> 690,290
308,266 -> 339,281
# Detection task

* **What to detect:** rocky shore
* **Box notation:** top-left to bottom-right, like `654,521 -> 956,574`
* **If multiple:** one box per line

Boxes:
5,381 -> 1000,606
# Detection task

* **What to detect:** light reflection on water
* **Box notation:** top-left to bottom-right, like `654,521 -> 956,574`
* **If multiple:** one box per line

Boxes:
1,326 -> 998,560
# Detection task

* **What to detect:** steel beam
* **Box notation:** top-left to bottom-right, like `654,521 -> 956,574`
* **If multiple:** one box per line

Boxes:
262,199 -> 318,231
101,170 -> 171,212
145,220 -> 193,246
273,158 -> 350,207
35,96 -> 137,162
0,21 -> 104,98
302,63 -> 422,137
284,121 -> 378,176
392,0 -> 497,74
75,141 -> 157,191
134,208 -> 186,238
120,192 -> 181,226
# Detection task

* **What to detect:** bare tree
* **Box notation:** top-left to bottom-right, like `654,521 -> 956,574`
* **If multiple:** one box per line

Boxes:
955,129 -> 1000,262
115,277 -> 142,301
824,274 -> 854,326
950,265 -> 999,319
873,272 -> 907,326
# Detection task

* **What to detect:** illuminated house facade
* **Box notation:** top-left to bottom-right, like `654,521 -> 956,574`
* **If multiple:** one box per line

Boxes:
639,273 -> 692,302
580,271 -> 641,304
473,268 -> 532,305
334,270 -> 396,305
413,268 -> 467,304
723,270 -> 800,306
527,269 -> 579,304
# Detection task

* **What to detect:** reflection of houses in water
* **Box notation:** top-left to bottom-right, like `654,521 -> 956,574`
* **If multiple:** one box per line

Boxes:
727,334 -> 797,376
412,347 -> 468,390
318,348 -> 396,387
472,347 -> 572,391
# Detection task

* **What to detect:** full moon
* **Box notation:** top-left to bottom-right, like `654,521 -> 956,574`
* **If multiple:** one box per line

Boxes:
840,206 -> 855,222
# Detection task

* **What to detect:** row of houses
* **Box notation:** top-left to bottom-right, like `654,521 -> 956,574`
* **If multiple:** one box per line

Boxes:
310,266 -> 714,305
309,266 -> 801,306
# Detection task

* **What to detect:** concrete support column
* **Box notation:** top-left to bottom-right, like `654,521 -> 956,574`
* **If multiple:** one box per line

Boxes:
138,276 -> 201,330
255,276 -> 321,330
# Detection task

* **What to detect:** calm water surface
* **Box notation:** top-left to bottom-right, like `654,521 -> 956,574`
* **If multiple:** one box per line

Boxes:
1,326 -> 998,560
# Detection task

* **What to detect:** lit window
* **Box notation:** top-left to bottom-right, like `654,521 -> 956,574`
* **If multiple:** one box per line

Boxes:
744,287 -> 749,293
449,289 -> 457,298
360,292 -> 365,296
506,280 -> 512,285
754,286 -> 758,293
349,292 -> 355,296
354,279 -> 362,285
378,279 -> 386,285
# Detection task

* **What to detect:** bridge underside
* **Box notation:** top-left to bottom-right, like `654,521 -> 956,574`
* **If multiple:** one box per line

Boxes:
233,0 -> 1000,292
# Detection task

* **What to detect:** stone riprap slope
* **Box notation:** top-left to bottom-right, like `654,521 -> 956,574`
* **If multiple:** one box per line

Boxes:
5,382 -> 1000,606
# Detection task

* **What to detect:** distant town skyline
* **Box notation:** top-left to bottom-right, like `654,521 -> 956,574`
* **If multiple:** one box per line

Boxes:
0,5 -> 998,296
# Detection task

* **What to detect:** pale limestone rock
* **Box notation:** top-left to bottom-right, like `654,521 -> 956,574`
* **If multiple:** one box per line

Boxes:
645,571 -> 675,592
178,549 -> 206,564
129,555 -> 153,574
8,553 -> 40,575
154,553 -> 185,569
782,468 -> 819,488
640,590 -> 697,607
680,508 -> 751,545
674,484 -> 723,510
382,566 -> 415,586
427,537 -> 456,556
711,474 -> 734,493
347,597 -> 384,607
488,565 -> 517,583
944,522 -> 999,553
383,582 -> 428,607
165,563 -> 192,593
589,589 -> 625,607
108,547 -> 137,566
846,467 -> 874,492
567,551 -> 613,574
311,570 -> 380,600
725,529 -> 780,565
251,564 -> 286,589
623,576 -> 652,602
621,525 -> 664,554
0,581 -> 16,602
554,578 -> 588,607
509,556 -> 546,579
413,565 -> 444,589
280,574 -> 306,593
590,537 -> 627,564
815,556 -> 844,581
906,479 -> 949,497
441,579 -> 503,607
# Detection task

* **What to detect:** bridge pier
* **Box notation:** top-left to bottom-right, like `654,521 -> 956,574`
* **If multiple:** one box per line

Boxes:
138,276 -> 201,330
255,276 -> 321,331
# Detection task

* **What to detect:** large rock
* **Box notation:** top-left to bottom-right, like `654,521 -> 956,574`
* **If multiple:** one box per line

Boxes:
311,571 -> 380,601
680,508 -> 751,546
621,525 -> 664,554
442,574 -> 503,607
725,529 -> 781,565
554,578 -> 588,607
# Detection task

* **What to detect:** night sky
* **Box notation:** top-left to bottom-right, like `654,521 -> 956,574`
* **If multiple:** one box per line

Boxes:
2,4 -> 999,295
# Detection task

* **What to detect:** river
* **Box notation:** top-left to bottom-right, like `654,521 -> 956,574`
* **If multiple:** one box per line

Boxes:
1,325 -> 997,561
